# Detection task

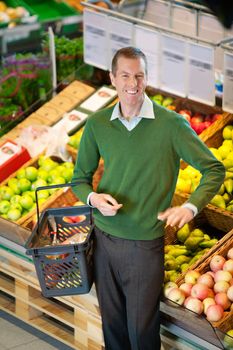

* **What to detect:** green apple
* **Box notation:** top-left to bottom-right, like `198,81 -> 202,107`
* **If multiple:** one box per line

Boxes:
10,203 -> 22,213
47,169 -> 61,183
62,162 -> 74,169
37,168 -> 49,181
10,195 -> 22,205
20,194 -> 34,210
18,178 -> 31,192
31,179 -> 47,191
0,186 -> 14,200
62,168 -> 73,182
56,165 -> 66,174
37,189 -> 50,199
52,176 -> 66,185
16,168 -> 26,179
41,158 -> 58,172
0,200 -> 10,214
7,208 -> 21,221
25,166 -> 38,182
38,155 -> 47,167
8,178 -> 18,187
24,191 -> 36,202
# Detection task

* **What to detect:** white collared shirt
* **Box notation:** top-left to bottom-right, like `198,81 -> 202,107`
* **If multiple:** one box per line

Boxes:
110,94 -> 154,131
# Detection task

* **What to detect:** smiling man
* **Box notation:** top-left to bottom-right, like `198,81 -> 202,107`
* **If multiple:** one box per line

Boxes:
72,47 -> 225,350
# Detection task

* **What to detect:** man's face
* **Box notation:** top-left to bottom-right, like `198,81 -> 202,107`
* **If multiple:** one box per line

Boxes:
110,56 -> 147,110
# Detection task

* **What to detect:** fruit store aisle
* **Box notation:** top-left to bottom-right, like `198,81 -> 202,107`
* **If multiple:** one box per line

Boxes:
0,310 -> 74,350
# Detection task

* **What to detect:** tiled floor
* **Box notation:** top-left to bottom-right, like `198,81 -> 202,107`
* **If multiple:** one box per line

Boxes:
0,310 -> 74,350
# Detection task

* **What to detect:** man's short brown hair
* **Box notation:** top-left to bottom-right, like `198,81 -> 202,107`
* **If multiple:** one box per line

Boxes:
111,46 -> 148,76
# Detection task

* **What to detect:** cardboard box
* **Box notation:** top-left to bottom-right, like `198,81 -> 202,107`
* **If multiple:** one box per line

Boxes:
0,140 -> 31,183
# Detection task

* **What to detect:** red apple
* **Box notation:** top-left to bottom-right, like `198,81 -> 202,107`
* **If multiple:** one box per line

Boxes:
212,114 -> 222,122
214,281 -> 230,294
185,270 -> 201,285
207,289 -> 215,298
179,109 -> 192,122
206,304 -> 224,322
197,273 -> 214,288
223,259 -> 233,275
163,281 -> 178,298
167,288 -> 185,305
214,270 -> 232,283
206,271 -> 215,279
210,255 -> 226,272
191,113 -> 204,123
227,248 -> 233,260
203,297 -> 216,315
203,120 -> 212,129
191,283 -> 210,301
179,283 -> 193,297
227,285 -> 233,302
215,292 -> 231,310
184,297 -> 203,314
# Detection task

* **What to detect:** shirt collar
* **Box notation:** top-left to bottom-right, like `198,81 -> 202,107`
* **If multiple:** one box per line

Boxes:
110,94 -> 155,121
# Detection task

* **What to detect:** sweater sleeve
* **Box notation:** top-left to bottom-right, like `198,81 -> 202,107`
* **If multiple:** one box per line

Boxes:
174,117 -> 225,212
71,118 -> 100,203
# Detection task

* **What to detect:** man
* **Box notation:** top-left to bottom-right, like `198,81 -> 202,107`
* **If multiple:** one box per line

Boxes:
72,47 -> 225,350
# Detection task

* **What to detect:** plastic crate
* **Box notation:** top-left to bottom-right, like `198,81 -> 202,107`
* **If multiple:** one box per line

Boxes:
26,182 -> 94,298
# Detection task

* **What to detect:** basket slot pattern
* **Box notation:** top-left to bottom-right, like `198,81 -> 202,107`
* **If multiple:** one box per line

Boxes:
57,223 -> 91,243
41,257 -> 83,290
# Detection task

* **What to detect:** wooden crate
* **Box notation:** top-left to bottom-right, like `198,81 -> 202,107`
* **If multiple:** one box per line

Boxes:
165,212 -> 232,284
0,247 -> 104,350
173,112 -> 233,232
177,231 -> 233,328
0,154 -> 75,227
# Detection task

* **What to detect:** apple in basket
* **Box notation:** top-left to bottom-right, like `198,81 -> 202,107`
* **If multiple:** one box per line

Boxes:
62,215 -> 86,223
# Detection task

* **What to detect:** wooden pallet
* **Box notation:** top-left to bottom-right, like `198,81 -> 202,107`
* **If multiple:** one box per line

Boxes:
0,248 -> 104,350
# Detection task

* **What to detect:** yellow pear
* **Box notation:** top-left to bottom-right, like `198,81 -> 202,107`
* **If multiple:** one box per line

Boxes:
209,148 -> 222,161
210,194 -> 226,209
223,125 -> 233,140
176,223 -> 190,243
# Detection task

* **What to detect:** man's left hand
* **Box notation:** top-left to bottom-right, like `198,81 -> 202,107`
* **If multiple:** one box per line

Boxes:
157,207 -> 194,228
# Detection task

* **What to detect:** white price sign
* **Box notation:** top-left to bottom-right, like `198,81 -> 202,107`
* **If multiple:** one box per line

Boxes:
188,42 -> 215,105
134,25 -> 160,88
160,34 -> 187,97
223,52 -> 233,113
108,16 -> 133,68
83,9 -> 109,70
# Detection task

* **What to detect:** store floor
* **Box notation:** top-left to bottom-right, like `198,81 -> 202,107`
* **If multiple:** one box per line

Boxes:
0,309 -> 188,350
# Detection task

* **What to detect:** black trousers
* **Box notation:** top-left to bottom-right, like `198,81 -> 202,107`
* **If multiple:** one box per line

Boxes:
93,226 -> 164,350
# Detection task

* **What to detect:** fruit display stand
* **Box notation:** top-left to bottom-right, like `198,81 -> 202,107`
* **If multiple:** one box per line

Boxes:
164,213 -> 233,285
172,112 -> 233,233
162,231 -> 233,349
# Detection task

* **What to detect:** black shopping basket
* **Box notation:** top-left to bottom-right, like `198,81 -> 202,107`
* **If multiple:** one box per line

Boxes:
26,182 -> 94,298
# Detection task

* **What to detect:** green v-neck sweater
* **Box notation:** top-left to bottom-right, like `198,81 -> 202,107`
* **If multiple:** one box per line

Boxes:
72,102 -> 225,240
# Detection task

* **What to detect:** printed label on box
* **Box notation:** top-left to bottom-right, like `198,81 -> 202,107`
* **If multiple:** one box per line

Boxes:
53,110 -> 89,133
0,142 -> 21,165
80,86 -> 117,112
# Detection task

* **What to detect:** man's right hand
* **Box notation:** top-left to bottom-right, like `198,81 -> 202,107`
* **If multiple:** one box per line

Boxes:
89,193 -> 123,216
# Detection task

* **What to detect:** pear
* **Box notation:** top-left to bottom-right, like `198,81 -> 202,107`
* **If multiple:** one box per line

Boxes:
223,125 -> 233,140
224,178 -> 233,194
190,228 -> 204,237
176,223 -> 190,243
223,158 -> 233,169
170,272 -> 180,282
218,183 -> 225,195
210,194 -> 226,209
184,236 -> 204,251
218,145 -> 231,160
164,259 -> 178,271
223,192 -> 231,203
225,171 -> 233,179
203,234 -> 211,240
226,204 -> 233,212
175,255 -> 190,265
199,238 -> 218,248
209,148 -> 222,161
181,263 -> 189,272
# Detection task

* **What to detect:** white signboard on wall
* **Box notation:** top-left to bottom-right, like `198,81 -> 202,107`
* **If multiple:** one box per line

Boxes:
108,16 -> 133,69
223,52 -> 233,113
83,9 -> 109,70
134,25 -> 160,88
160,34 -> 187,96
188,42 -> 215,105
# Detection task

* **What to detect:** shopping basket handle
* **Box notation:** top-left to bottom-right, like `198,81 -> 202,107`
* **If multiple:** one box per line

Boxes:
35,181 -> 93,233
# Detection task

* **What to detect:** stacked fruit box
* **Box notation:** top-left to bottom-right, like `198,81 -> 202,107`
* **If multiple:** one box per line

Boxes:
164,211 -> 232,284
163,228 -> 233,348
173,112 -> 233,233
0,153 -> 75,227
